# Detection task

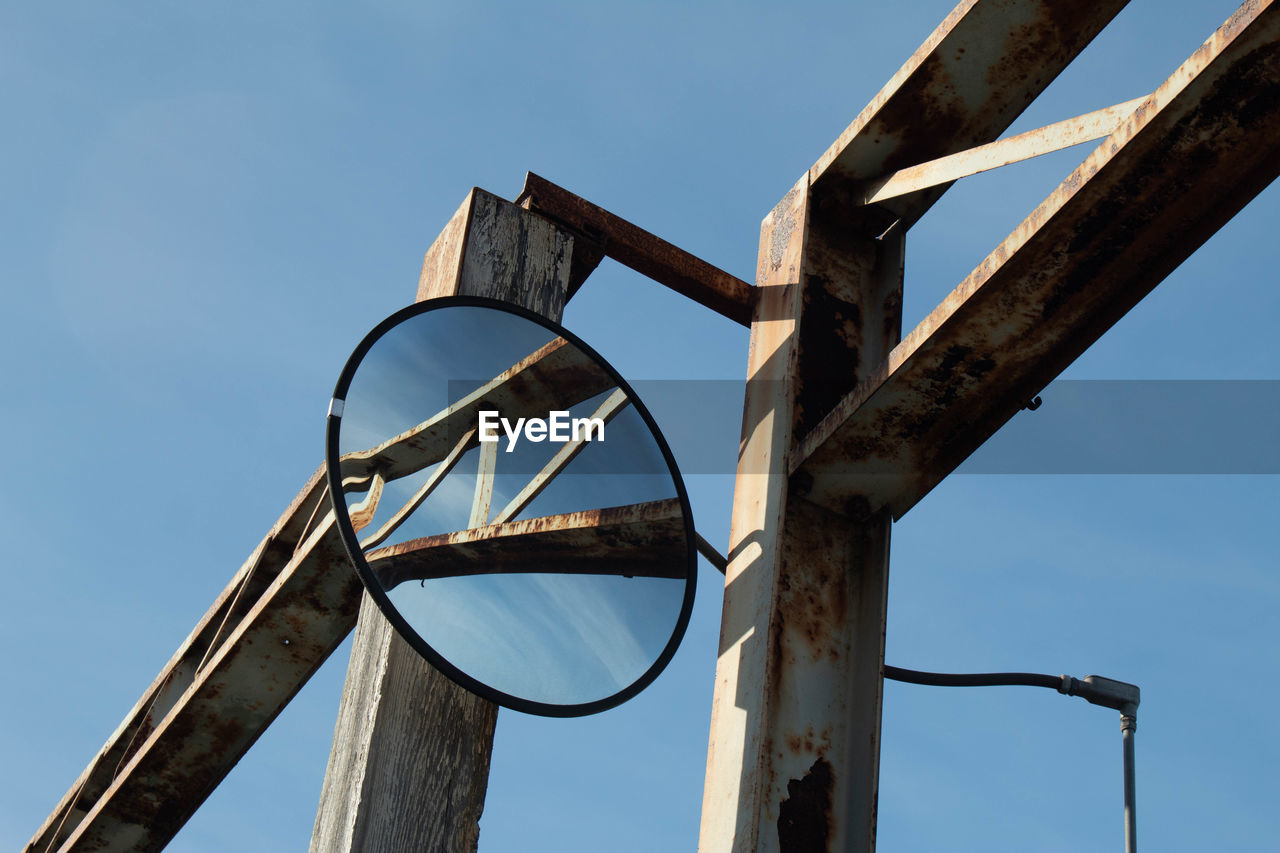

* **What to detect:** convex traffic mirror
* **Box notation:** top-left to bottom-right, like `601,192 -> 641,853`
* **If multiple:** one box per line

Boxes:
326,297 -> 696,716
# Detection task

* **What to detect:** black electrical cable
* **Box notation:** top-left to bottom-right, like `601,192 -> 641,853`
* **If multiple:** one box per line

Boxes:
884,665 -> 1139,713
695,532 -> 728,573
883,665 -> 1062,691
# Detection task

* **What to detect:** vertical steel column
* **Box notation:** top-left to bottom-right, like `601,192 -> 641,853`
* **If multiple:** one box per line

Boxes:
310,188 -> 576,853
699,175 -> 904,852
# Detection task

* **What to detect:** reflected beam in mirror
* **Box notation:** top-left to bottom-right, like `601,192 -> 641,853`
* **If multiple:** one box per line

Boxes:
490,387 -> 630,525
348,471 -> 385,532
368,498 -> 686,589
469,437 -> 499,528
341,472 -> 376,493
359,426 -> 477,551
339,336 -> 614,485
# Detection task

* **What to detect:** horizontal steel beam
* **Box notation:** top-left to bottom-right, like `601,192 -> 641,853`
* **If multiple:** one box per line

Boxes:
371,498 -> 687,588
517,172 -> 755,325
794,0 -> 1280,519
809,0 -> 1132,228
863,96 -> 1149,204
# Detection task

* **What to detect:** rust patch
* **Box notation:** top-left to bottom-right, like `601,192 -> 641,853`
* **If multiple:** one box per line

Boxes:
777,756 -> 834,852
518,173 -> 753,323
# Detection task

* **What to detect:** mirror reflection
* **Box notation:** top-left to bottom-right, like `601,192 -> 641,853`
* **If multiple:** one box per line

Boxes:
330,303 -> 693,711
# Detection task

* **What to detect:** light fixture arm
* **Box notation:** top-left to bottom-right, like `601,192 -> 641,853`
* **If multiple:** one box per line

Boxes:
884,665 -> 1139,853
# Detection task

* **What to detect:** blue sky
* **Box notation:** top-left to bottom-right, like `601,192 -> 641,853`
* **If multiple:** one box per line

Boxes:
4,2 -> 1278,851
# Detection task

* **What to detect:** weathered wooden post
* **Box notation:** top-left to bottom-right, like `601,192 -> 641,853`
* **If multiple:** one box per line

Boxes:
310,187 -> 580,852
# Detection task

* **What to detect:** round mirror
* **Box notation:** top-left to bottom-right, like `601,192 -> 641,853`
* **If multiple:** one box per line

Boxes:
325,296 -> 696,716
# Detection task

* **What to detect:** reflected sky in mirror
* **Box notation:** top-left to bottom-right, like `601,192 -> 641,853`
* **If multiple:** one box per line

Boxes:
335,304 -> 689,707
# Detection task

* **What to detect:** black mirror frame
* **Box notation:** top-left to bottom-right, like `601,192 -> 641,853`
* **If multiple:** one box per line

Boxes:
325,295 -> 698,717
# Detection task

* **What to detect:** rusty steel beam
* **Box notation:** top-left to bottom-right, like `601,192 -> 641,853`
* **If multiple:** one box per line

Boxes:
700,177 -> 904,853
25,469 -> 350,853
811,0 -> 1132,229
517,172 -> 755,325
370,499 -> 687,588
31,507 -> 361,853
863,95 -> 1149,204
701,2 -> 1139,850
795,0 -> 1280,520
